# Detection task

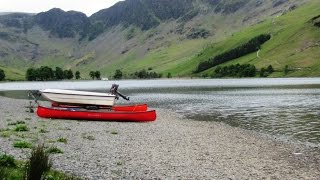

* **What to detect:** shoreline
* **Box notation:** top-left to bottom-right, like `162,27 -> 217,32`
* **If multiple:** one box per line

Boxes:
0,96 -> 319,179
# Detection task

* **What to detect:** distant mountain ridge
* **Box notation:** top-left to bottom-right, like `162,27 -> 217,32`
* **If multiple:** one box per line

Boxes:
0,0 -> 318,80
1,0 -> 299,40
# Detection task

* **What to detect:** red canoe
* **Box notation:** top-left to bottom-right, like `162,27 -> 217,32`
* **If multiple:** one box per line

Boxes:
51,103 -> 148,112
37,106 -> 156,122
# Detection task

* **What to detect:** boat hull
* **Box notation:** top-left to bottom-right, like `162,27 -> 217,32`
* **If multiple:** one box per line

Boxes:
40,89 -> 116,106
37,106 -> 156,122
51,103 -> 148,112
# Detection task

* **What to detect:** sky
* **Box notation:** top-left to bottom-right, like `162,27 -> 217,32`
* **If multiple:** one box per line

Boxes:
0,0 -> 122,16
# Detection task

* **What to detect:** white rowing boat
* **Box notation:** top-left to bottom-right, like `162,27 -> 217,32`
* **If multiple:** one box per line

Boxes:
39,89 -> 116,106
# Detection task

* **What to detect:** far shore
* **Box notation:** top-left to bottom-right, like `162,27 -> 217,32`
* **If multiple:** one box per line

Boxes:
0,96 -> 319,179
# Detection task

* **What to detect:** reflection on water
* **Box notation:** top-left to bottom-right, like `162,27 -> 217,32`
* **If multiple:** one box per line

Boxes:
1,78 -> 320,145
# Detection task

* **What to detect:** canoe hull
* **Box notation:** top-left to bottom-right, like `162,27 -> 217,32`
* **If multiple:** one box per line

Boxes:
51,103 -> 148,112
37,106 -> 156,122
40,89 -> 116,106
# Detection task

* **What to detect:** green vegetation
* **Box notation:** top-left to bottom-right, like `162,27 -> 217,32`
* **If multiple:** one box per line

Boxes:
1,0 -> 320,79
25,144 -> 51,180
111,130 -> 118,135
184,0 -> 320,77
113,69 -> 123,79
0,145 -> 77,179
0,68 -> 5,81
260,65 -> 275,77
213,64 -> 256,78
89,70 -> 101,80
8,121 -> 25,126
46,147 -> 63,154
14,124 -> 29,132
75,71 -> 81,79
195,34 -> 271,73
13,141 -> 33,148
57,137 -> 67,144
26,66 -> 76,81
0,131 -> 11,138
0,154 -> 16,167
131,69 -> 162,79
82,134 -> 95,140
39,129 -> 49,133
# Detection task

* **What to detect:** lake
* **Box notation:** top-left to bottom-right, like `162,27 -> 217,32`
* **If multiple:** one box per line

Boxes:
1,78 -> 320,145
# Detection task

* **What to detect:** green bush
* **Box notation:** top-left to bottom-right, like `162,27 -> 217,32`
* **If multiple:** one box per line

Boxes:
0,154 -> 16,167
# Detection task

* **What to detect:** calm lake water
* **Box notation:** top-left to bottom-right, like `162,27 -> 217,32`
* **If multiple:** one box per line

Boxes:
1,78 -> 320,145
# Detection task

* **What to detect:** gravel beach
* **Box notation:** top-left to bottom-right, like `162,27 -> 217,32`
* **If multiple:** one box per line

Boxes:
0,96 -> 319,179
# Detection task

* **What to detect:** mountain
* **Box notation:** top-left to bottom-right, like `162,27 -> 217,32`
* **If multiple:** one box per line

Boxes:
0,0 -> 318,80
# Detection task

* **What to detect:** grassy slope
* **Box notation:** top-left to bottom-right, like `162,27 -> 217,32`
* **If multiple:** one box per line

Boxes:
181,0 -> 320,77
0,64 -> 24,80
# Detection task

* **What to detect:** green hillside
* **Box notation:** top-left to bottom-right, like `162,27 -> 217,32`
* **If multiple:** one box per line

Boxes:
177,0 -> 320,77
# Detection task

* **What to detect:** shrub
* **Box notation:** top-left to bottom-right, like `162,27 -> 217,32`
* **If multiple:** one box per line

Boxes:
24,144 -> 52,180
0,154 -> 16,167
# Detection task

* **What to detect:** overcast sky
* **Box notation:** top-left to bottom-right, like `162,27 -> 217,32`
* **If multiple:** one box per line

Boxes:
0,0 -> 122,16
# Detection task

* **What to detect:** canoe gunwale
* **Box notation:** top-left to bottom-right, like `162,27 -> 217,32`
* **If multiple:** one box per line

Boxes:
36,105 -> 156,122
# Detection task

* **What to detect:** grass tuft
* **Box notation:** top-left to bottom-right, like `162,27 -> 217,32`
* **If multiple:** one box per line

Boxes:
0,131 -> 11,138
111,130 -> 118,135
8,121 -> 25,126
13,141 -> 32,149
24,144 -> 52,180
57,137 -> 67,144
14,124 -> 29,132
39,129 -> 49,133
46,147 -> 63,154
82,134 -> 95,140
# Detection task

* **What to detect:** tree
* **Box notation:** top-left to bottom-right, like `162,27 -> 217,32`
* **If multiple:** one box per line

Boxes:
284,65 -> 289,75
195,34 -> 271,73
260,68 -> 267,77
167,72 -> 172,78
75,71 -> 81,80
113,69 -> 123,79
54,67 -> 64,80
0,69 -> 5,81
63,69 -> 73,80
26,68 -> 37,81
38,66 -> 54,81
89,71 -> 95,79
267,65 -> 274,74
94,71 -> 101,80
